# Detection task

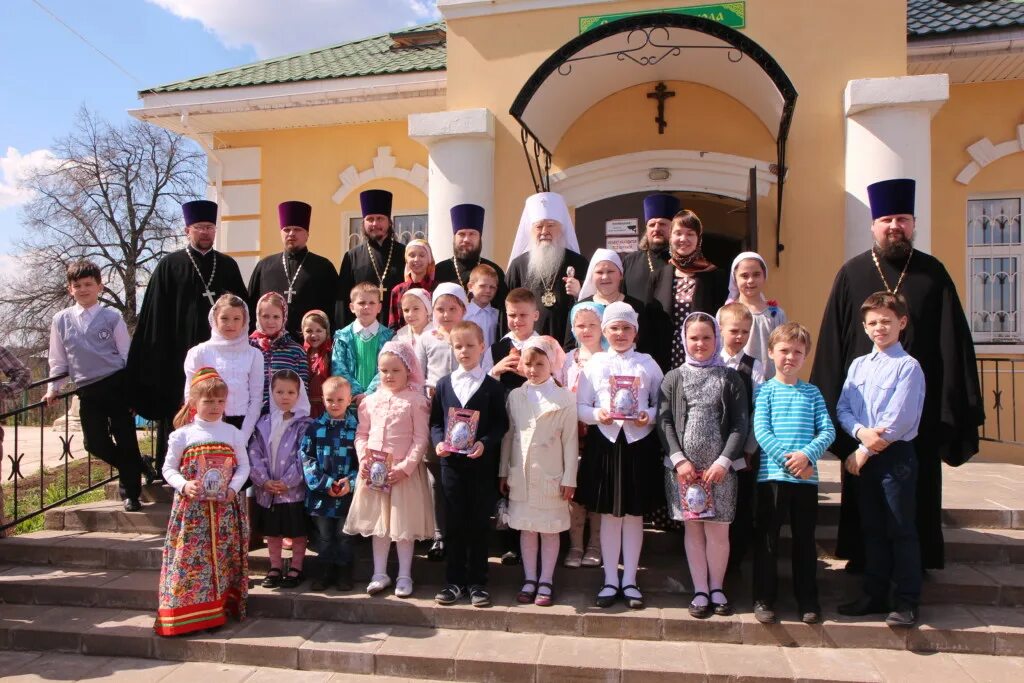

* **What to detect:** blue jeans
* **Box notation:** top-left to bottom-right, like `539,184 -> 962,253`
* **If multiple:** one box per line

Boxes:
312,515 -> 354,567
858,440 -> 921,608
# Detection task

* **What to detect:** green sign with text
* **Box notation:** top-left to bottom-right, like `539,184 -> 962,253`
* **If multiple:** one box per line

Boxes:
579,2 -> 746,34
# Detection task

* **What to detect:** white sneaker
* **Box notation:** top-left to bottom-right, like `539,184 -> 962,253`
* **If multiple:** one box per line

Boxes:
395,575 -> 414,598
366,573 -> 391,595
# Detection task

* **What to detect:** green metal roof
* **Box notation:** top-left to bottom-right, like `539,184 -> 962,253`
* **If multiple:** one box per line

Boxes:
908,0 -> 1024,38
140,22 -> 447,95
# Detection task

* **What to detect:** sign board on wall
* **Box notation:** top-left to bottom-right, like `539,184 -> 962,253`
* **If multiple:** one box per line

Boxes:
607,236 -> 639,252
579,2 -> 746,33
606,218 -> 639,252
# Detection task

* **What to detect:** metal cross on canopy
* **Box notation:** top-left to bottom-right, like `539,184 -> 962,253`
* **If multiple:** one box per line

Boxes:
647,81 -> 675,134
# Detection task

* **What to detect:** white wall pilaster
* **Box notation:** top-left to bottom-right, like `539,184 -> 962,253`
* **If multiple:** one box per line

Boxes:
408,108 -> 495,262
844,75 -> 949,258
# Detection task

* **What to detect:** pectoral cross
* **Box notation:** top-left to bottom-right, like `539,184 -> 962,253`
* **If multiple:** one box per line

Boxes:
647,81 -> 675,135
379,285 -> 387,299
285,287 -> 296,304
203,288 -> 215,305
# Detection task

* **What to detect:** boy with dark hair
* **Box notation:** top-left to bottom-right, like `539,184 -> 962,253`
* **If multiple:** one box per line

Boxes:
43,260 -> 145,511
837,292 -> 925,627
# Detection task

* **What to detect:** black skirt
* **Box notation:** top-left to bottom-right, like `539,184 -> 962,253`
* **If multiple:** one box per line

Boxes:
576,429 -> 663,517
252,500 -> 307,538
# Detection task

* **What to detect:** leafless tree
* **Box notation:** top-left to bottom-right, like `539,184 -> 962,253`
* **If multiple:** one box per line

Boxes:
0,106 -> 204,356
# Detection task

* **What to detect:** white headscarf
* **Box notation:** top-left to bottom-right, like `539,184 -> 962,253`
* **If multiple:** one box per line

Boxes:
432,281 -> 469,309
726,251 -> 768,304
507,192 -> 581,268
206,295 -> 251,349
601,300 -> 639,331
401,287 -> 432,314
578,248 -> 624,301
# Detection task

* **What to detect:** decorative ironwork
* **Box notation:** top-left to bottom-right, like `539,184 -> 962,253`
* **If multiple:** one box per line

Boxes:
58,434 -> 75,463
5,452 -> 24,481
978,357 -> 1021,445
520,127 -> 552,194
554,26 -> 742,75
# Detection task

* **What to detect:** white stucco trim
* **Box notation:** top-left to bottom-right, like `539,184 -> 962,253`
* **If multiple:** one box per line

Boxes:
956,125 -> 1024,185
330,146 -> 429,205
439,0 -> 616,20
550,150 -> 776,208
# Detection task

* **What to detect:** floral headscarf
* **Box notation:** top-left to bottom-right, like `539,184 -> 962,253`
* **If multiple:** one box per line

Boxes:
378,339 -> 425,391
403,239 -> 435,282
251,291 -> 288,352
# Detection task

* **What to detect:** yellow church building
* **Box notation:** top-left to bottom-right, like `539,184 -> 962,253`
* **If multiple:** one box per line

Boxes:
131,0 -> 1024,462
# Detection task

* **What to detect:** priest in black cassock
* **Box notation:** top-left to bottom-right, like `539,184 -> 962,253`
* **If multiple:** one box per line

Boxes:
433,203 -> 508,310
811,178 -> 984,570
125,199 -> 248,469
504,192 -> 589,338
336,189 -> 406,326
247,201 -> 339,340
621,193 -> 679,299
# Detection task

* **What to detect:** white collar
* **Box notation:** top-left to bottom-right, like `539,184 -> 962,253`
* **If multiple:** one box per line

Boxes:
468,301 -> 493,314
525,377 -> 557,398
720,348 -> 745,365
452,364 -> 486,381
73,302 -> 100,317
503,330 -> 538,349
353,319 -> 380,336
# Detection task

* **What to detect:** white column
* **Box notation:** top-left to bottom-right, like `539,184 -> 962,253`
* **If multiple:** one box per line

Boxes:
408,109 -> 495,262
844,74 -> 949,258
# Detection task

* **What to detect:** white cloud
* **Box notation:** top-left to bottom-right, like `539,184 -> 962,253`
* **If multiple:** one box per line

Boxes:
0,147 -> 57,210
147,0 -> 442,58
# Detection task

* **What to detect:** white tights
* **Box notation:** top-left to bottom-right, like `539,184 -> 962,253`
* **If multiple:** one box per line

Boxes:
599,514 -> 644,598
684,520 -> 730,606
520,530 -> 559,595
372,536 -> 414,578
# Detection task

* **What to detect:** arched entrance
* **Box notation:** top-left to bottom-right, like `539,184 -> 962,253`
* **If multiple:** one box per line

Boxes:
509,12 -> 797,264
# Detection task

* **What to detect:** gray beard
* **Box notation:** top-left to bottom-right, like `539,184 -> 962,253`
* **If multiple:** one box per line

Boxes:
527,242 -> 565,289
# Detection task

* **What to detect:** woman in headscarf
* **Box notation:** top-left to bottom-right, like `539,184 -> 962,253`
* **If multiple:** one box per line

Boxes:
388,239 -> 436,330
565,248 -> 644,350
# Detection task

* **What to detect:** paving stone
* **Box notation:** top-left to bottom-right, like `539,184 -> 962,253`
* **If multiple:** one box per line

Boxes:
222,616 -> 320,668
80,608 -> 156,659
375,626 -> 466,680
454,629 -> 542,682
975,565 -> 1024,606
661,606 -> 741,644
0,650 -> 43,676
7,605 -> 102,652
152,616 -> 249,662
158,661 -> 259,682
699,642 -> 793,681
869,649 -> 971,682
0,603 -> 49,648
248,668 -> 334,682
909,605 -> 996,654
75,655 -> 185,682
739,611 -> 824,647
821,613 -> 909,651
2,652 -> 113,682
619,639 -> 704,683
968,605 -> 1024,656
247,585 -> 299,619
507,600 -> 583,637
359,594 -> 436,629
783,646 -> 883,682
536,635 -> 622,682
90,569 -> 159,609
432,599 -> 509,632
298,622 -> 391,674
951,652 -> 1024,682
0,565 -> 129,607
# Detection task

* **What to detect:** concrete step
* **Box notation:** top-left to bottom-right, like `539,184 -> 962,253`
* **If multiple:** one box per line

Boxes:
0,649 -> 446,682
104,481 -> 175,504
45,500 -> 170,534
0,563 -> 1022,656
2,603 -> 1024,681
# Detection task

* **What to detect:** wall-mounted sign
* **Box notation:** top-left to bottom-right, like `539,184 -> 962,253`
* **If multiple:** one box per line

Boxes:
606,218 -> 639,237
579,2 -> 746,34
607,236 -> 639,253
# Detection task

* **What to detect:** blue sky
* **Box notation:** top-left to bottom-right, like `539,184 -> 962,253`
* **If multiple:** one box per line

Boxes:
0,0 -> 439,255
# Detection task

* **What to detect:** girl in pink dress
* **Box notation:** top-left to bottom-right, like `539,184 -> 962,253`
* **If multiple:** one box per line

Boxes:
343,340 -> 434,598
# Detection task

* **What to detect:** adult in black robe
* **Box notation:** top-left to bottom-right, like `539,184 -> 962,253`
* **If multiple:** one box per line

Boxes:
621,193 -> 679,300
247,201 -> 338,340
506,250 -> 589,338
336,189 -> 406,327
810,179 -> 984,570
125,200 -> 248,468
433,203 -> 508,312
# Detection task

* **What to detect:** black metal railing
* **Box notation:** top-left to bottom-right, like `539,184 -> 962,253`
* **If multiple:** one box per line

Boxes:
0,374 -> 154,534
978,357 -> 1023,445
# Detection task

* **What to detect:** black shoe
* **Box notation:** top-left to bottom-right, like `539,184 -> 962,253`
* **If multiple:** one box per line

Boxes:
594,584 -> 619,608
469,585 -> 491,608
141,459 -> 159,486
311,566 -> 337,592
622,584 -> 644,610
801,610 -> 822,624
427,538 -> 446,562
710,589 -> 733,617
689,592 -> 712,619
885,607 -> 919,627
500,551 -> 521,566
335,564 -> 354,591
435,584 -> 464,606
261,568 -> 283,589
280,568 -> 304,589
753,601 -> 776,624
838,596 -> 889,617
123,498 -> 142,512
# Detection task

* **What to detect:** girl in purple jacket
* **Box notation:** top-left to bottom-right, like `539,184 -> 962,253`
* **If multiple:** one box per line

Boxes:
248,369 -> 313,589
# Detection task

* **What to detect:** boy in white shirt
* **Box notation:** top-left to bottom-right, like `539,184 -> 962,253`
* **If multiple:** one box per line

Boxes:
463,264 -> 500,349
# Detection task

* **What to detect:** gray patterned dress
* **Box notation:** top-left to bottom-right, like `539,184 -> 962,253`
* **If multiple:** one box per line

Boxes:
658,364 -> 748,523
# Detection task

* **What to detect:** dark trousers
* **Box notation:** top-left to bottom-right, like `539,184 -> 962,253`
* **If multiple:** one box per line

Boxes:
312,515 -> 354,567
753,480 -> 819,610
729,466 -> 756,570
77,371 -> 142,500
858,441 -> 921,608
442,458 -> 497,587
155,416 -> 172,471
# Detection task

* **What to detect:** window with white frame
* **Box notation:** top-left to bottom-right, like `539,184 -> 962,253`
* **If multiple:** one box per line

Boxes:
345,213 -> 428,251
967,195 -> 1023,345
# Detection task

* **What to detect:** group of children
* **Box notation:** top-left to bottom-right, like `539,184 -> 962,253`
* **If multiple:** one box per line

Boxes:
40,228 -> 924,636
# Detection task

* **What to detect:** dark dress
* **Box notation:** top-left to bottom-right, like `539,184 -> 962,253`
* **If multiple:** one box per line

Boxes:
504,249 -> 590,338
336,236 -> 406,327
643,263 -> 730,373
434,255 -> 509,313
247,248 -> 339,340
810,248 -> 984,569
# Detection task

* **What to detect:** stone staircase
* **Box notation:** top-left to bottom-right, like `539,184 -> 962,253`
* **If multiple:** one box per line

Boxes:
1,462 -> 1023,681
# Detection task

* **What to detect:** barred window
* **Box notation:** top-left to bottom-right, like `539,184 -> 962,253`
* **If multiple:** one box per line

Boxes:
346,213 -> 428,251
967,196 -> 1023,345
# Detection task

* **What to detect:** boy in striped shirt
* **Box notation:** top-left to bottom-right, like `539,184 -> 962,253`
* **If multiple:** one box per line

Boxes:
751,322 -> 836,625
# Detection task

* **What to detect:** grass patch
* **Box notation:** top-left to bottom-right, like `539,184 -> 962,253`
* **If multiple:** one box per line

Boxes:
1,458 -> 115,535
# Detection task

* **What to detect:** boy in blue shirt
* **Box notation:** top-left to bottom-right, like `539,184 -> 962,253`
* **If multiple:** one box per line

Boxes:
301,376 -> 359,591
43,260 -> 145,512
836,292 -> 925,627
752,322 -> 836,625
